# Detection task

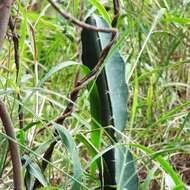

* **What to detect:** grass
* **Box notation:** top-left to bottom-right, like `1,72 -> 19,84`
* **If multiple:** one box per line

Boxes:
0,0 -> 190,189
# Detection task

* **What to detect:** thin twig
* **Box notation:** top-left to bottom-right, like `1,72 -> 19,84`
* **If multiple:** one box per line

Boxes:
47,0 -> 117,35
53,34 -> 116,125
0,0 -> 14,50
35,35 -> 117,187
18,93 -> 24,129
9,17 -> 20,80
33,140 -> 57,189
9,17 -> 24,129
0,1 -> 23,189
113,0 -> 120,16
34,63 -> 82,189
112,0 -> 120,27
0,100 -> 23,190
34,1 -> 118,188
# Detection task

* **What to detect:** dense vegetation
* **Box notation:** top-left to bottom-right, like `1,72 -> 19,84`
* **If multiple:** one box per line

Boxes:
0,0 -> 190,189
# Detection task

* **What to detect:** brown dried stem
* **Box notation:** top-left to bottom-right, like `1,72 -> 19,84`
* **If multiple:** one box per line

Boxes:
0,1 -> 23,189
34,0 -> 118,188
9,17 -> 24,129
0,0 -> 14,50
47,0 -> 117,35
0,100 -> 23,190
112,0 -> 120,27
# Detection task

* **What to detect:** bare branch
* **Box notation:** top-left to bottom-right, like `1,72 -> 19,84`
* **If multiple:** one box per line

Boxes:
112,0 -> 120,27
33,141 -> 57,189
0,0 -> 14,50
0,100 -> 23,190
9,17 -> 24,130
9,17 -> 20,80
0,1 -> 23,189
113,0 -> 120,15
34,1 -> 118,188
47,0 -> 117,35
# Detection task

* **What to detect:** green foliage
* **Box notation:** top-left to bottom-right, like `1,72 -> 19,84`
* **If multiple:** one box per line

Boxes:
89,0 -> 112,25
23,155 -> 48,189
0,0 -> 190,189
82,15 -> 139,189
131,144 -> 185,189
53,123 -> 83,190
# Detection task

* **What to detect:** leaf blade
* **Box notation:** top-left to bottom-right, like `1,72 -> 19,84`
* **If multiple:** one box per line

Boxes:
53,123 -> 83,190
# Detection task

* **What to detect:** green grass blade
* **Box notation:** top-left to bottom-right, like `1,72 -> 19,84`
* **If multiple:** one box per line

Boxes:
53,123 -> 83,190
82,15 -> 138,190
38,61 -> 79,87
130,144 -> 185,189
89,0 -> 111,25
23,155 -> 48,188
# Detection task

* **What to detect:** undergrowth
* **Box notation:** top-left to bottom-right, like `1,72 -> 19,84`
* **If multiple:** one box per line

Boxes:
0,0 -> 190,190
